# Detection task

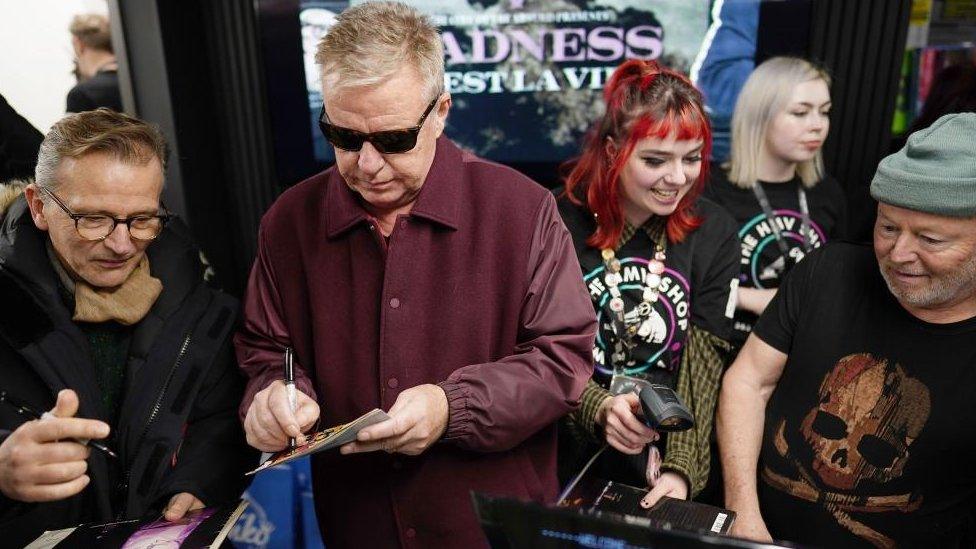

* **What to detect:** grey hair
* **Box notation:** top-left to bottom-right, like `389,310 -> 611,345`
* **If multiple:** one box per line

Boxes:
728,56 -> 831,189
314,1 -> 444,101
34,108 -> 167,191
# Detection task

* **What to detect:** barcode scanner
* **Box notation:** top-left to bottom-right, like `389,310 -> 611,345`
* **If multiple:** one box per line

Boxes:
638,385 -> 694,432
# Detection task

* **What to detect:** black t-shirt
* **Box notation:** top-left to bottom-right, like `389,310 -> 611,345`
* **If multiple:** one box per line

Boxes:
556,193 -> 739,388
66,70 -> 122,113
703,167 -> 848,345
753,242 -> 976,548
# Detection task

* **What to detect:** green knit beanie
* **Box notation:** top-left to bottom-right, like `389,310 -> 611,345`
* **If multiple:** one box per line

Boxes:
871,112 -> 976,217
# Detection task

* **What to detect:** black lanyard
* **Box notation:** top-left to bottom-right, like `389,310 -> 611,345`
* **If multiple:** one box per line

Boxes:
751,182 -> 813,263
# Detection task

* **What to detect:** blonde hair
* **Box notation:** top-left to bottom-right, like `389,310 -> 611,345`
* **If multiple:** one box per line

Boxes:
314,1 -> 443,100
35,109 -> 167,191
69,13 -> 113,52
728,57 -> 831,189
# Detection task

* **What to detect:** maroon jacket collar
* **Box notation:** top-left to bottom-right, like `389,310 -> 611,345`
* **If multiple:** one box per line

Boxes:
325,136 -> 462,238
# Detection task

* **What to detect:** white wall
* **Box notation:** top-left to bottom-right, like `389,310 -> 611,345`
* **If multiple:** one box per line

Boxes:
0,0 -> 109,133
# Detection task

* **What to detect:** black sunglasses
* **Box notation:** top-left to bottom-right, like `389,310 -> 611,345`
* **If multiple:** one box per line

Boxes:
319,95 -> 440,154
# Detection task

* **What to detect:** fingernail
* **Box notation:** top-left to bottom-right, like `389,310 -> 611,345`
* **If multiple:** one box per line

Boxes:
359,432 -> 371,441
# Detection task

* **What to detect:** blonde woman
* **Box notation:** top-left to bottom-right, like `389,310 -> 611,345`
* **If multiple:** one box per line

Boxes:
704,57 -> 847,348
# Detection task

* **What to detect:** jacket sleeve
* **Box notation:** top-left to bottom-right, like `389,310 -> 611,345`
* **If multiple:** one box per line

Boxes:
567,378 -> 611,442
692,0 -> 760,163
234,224 -> 317,422
438,193 -> 596,452
163,340 -> 260,505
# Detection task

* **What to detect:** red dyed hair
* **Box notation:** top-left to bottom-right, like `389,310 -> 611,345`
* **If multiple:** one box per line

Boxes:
562,60 -> 712,249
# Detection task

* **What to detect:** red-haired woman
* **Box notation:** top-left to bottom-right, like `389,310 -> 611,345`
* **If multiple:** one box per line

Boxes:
557,60 -> 739,507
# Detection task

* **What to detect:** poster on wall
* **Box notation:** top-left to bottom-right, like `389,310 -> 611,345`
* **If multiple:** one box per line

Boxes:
299,0 -> 711,164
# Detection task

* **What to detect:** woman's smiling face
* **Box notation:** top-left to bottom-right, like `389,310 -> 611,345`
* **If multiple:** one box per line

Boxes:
617,132 -> 704,226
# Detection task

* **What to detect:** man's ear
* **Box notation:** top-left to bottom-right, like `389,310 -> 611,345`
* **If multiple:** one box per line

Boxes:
24,184 -> 50,232
71,35 -> 85,57
433,93 -> 452,138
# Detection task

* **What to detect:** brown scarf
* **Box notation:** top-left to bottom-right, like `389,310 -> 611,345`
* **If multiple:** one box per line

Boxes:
73,257 -> 162,325
48,244 -> 162,325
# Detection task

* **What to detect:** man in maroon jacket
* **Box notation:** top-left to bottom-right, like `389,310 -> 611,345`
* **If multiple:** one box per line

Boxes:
234,2 -> 596,547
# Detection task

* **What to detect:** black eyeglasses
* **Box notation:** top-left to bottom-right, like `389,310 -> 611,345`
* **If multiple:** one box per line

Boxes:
319,95 -> 440,154
41,187 -> 170,242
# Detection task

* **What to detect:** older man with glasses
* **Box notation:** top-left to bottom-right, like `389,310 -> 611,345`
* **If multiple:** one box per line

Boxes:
235,2 -> 595,547
0,108 -> 256,546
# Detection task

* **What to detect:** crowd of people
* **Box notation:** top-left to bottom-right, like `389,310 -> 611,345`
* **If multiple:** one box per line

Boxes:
0,2 -> 974,548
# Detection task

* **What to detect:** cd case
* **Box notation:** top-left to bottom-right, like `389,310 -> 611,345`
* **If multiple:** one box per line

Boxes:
559,475 -> 736,535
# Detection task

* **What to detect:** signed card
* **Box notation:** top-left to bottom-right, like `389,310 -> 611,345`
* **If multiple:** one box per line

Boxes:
247,408 -> 391,475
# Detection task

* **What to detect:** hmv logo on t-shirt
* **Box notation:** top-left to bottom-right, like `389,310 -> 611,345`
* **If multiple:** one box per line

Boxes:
584,258 -> 690,377
738,210 -> 825,288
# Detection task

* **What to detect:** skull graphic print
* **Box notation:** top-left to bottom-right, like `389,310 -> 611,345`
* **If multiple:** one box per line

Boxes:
801,353 -> 931,491
764,353 -> 932,547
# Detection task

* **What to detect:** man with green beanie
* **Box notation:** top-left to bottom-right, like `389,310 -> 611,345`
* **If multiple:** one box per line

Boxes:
717,112 -> 976,548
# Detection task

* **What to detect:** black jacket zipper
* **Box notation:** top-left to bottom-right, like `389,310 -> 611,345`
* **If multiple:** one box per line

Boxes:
116,333 -> 191,518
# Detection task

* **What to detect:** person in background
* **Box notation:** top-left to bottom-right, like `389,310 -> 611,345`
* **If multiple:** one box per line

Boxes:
691,0 -> 760,163
67,13 -> 122,113
0,109 -> 256,547
718,112 -> 976,547
234,2 -> 595,547
557,59 -> 739,507
704,56 -> 847,350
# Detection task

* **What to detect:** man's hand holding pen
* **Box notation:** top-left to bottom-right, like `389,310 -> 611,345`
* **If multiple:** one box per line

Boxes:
244,380 -> 320,452
0,389 -> 109,502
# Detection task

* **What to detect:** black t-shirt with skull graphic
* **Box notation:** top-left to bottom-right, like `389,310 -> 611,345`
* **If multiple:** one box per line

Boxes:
703,167 -> 847,347
556,192 -> 739,388
753,242 -> 976,548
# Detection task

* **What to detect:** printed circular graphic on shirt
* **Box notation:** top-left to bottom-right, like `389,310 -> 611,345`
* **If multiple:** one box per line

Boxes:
738,209 -> 826,289
584,257 -> 691,378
